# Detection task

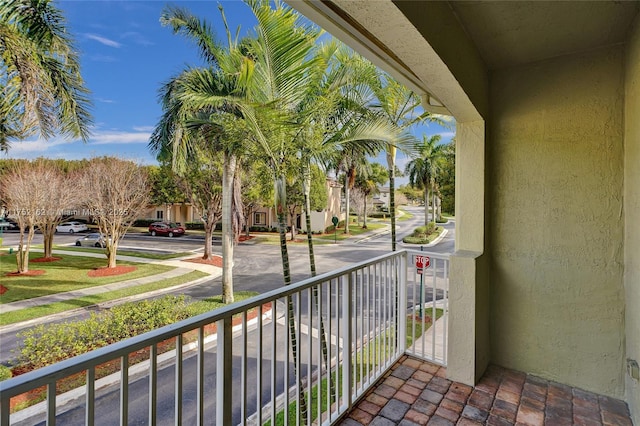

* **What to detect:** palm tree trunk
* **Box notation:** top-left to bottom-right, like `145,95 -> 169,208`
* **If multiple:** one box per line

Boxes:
387,148 -> 397,251
432,184 -> 437,223
221,153 -> 236,304
303,165 -> 336,402
424,188 -> 429,227
275,174 -> 309,422
203,218 -> 214,260
344,180 -> 351,235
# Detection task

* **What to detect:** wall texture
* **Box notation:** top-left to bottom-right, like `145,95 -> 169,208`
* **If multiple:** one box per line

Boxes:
625,16 -> 640,424
488,47 -> 625,397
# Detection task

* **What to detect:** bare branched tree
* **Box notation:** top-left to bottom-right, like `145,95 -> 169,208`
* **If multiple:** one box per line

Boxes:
81,158 -> 149,268
34,164 -> 79,259
1,162 -> 48,273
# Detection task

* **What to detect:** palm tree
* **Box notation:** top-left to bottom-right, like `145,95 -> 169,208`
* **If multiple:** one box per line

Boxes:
405,134 -> 445,225
354,162 -> 388,228
151,5 -> 252,304
0,0 -> 92,150
156,1 -> 321,418
365,72 -> 446,250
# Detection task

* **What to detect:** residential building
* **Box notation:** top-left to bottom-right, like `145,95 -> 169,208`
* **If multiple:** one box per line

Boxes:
372,186 -> 390,210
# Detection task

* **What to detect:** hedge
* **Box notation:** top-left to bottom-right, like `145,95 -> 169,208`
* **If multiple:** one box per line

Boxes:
17,296 -> 193,370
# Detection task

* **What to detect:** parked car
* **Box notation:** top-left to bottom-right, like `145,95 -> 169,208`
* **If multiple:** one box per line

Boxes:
0,219 -> 17,230
75,233 -> 109,248
56,221 -> 88,234
148,222 -> 185,237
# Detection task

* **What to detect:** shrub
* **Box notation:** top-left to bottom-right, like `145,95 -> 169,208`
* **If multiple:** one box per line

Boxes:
368,212 -> 389,219
435,216 -> 448,224
132,219 -> 157,227
402,223 -> 441,244
17,296 -> 192,370
0,365 -> 11,381
184,222 -> 205,230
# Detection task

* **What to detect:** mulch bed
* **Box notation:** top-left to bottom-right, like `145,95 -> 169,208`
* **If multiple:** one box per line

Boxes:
182,255 -> 223,268
31,257 -> 62,263
0,285 -> 8,295
88,265 -> 137,277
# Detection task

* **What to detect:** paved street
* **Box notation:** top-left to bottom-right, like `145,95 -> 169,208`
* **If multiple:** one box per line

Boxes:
1,207 -> 455,425
0,207 -> 453,364
0,207 -> 454,364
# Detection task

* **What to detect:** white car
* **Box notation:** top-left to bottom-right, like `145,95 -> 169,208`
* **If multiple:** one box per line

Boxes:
75,233 -> 109,248
56,221 -> 88,234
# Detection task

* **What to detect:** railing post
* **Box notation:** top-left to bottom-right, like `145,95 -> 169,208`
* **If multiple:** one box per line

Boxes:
216,317 -> 232,426
342,273 -> 353,411
398,253 -> 407,354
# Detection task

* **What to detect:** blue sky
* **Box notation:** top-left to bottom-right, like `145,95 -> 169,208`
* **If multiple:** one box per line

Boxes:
3,1 -> 454,183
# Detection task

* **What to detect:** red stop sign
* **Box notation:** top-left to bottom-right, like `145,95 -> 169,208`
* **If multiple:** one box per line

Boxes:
415,255 -> 431,269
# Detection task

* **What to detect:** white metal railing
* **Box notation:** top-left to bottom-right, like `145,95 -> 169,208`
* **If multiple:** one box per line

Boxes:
0,249 -> 448,426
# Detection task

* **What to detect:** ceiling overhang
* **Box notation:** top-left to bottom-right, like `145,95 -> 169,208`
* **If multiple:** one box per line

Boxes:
288,0 -> 478,119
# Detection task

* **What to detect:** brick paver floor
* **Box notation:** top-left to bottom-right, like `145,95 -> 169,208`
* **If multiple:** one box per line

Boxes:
339,356 -> 633,426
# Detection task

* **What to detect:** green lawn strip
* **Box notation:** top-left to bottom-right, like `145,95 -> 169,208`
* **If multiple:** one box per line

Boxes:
0,252 -> 174,304
314,222 -> 385,242
53,245 -> 192,260
267,311 -> 443,425
402,226 -> 444,245
0,270 -> 209,326
397,207 -> 414,221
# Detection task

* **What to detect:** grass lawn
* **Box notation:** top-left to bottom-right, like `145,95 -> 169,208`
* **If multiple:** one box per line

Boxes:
398,207 -> 414,221
252,223 -> 385,245
0,270 -> 208,326
0,251 -> 173,304
314,222 -> 385,242
53,246 -> 192,260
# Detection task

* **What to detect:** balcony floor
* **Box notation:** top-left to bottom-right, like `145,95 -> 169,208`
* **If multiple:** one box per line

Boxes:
338,356 -> 632,426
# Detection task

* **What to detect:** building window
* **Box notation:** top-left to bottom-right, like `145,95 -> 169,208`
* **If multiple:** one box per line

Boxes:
254,212 -> 266,225
156,210 -> 164,220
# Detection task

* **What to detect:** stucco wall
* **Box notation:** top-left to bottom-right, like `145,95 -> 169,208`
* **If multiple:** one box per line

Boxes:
625,16 -> 640,423
489,47 -> 625,397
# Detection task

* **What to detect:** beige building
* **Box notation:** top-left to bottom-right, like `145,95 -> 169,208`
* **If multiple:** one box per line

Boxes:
145,178 -> 344,232
144,203 -> 197,225
291,1 -> 640,422
246,178 -> 344,233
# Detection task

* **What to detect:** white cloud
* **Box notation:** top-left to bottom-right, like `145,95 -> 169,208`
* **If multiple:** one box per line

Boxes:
132,126 -> 154,132
3,138 -> 70,154
90,131 -> 151,145
97,98 -> 116,104
84,33 -> 122,48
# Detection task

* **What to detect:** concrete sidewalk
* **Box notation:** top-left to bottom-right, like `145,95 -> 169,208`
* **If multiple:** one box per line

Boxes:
0,249 -> 221,315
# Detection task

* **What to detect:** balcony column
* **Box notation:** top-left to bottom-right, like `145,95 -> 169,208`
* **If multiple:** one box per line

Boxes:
447,120 -> 489,385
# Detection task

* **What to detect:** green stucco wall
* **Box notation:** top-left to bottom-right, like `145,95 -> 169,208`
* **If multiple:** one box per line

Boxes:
489,47 -> 625,397
625,15 -> 640,424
